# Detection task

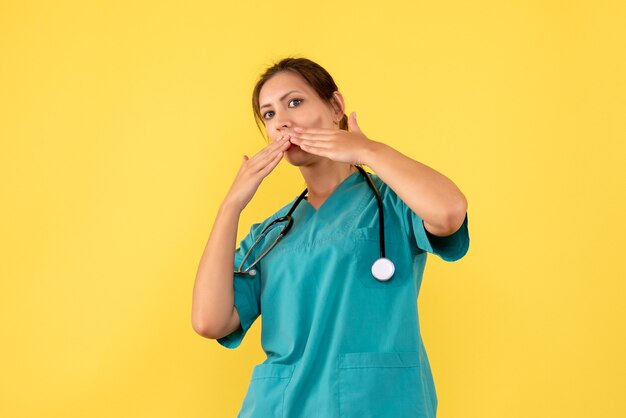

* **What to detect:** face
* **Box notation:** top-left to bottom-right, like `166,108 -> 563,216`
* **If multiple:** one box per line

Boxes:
258,71 -> 343,166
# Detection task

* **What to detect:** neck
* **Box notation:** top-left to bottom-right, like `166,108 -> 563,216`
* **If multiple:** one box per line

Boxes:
299,160 -> 357,200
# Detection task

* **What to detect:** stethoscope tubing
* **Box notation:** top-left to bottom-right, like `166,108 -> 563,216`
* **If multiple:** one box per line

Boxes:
235,165 -> 394,280
355,166 -> 386,259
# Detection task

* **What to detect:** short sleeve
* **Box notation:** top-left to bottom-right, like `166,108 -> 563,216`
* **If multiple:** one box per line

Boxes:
379,177 -> 470,262
412,211 -> 470,262
216,224 -> 262,349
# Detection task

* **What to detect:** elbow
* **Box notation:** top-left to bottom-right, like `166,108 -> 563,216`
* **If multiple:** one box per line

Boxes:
192,316 -> 222,340
191,318 -> 210,339
445,195 -> 468,234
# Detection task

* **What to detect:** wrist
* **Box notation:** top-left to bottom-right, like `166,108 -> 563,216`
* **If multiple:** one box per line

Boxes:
360,140 -> 386,167
220,197 -> 245,214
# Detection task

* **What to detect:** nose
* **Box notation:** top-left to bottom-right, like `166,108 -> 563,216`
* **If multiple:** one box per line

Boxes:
274,110 -> 292,132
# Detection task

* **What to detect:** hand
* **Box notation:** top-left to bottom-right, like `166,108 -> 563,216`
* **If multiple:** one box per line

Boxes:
224,134 -> 292,211
288,112 -> 379,165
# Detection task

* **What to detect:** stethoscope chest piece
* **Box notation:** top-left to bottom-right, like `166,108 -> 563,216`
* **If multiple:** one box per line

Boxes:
371,257 -> 395,281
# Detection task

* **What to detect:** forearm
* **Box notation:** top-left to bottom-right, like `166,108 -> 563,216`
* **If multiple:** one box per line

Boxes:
363,142 -> 468,235
191,200 -> 242,337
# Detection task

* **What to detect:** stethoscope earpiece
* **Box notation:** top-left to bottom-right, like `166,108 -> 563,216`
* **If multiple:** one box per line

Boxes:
371,257 -> 395,281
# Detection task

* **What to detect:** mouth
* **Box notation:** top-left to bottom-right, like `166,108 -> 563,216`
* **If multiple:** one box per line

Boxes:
284,135 -> 300,151
286,142 -> 300,152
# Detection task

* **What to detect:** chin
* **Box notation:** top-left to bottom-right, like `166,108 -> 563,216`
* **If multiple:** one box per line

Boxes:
284,146 -> 318,167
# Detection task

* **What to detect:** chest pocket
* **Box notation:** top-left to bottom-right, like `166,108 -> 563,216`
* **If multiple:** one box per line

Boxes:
352,226 -> 411,289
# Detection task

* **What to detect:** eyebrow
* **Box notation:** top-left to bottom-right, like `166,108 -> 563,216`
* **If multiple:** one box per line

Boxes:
260,90 -> 301,109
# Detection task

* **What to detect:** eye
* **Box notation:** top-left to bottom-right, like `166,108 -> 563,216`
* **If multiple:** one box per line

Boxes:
288,98 -> 302,108
263,110 -> 275,120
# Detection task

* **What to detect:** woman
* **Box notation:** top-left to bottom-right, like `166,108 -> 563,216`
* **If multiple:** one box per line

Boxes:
192,57 -> 470,418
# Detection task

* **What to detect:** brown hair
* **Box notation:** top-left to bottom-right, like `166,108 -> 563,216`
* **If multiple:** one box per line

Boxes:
252,57 -> 348,136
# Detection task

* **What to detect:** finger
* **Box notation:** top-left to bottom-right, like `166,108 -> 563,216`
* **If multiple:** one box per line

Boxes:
293,127 -> 337,135
291,132 -> 335,141
249,138 -> 290,172
260,149 -> 285,175
348,112 -> 361,133
251,134 -> 287,157
290,137 -> 333,149
248,135 -> 289,166
298,143 -> 333,159
257,135 -> 289,157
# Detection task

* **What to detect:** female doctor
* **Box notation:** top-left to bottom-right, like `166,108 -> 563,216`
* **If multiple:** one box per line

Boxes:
192,57 -> 470,418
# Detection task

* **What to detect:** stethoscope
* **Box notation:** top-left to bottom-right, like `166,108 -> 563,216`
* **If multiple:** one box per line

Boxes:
234,165 -> 396,281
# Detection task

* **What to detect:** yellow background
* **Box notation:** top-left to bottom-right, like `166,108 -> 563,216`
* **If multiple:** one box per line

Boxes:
1,0 -> 624,417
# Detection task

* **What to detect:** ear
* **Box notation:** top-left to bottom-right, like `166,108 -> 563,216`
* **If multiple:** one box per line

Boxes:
330,91 -> 346,123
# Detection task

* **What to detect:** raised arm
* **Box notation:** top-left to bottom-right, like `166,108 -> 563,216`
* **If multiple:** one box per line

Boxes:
289,112 -> 467,237
362,142 -> 467,237
191,135 -> 291,339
